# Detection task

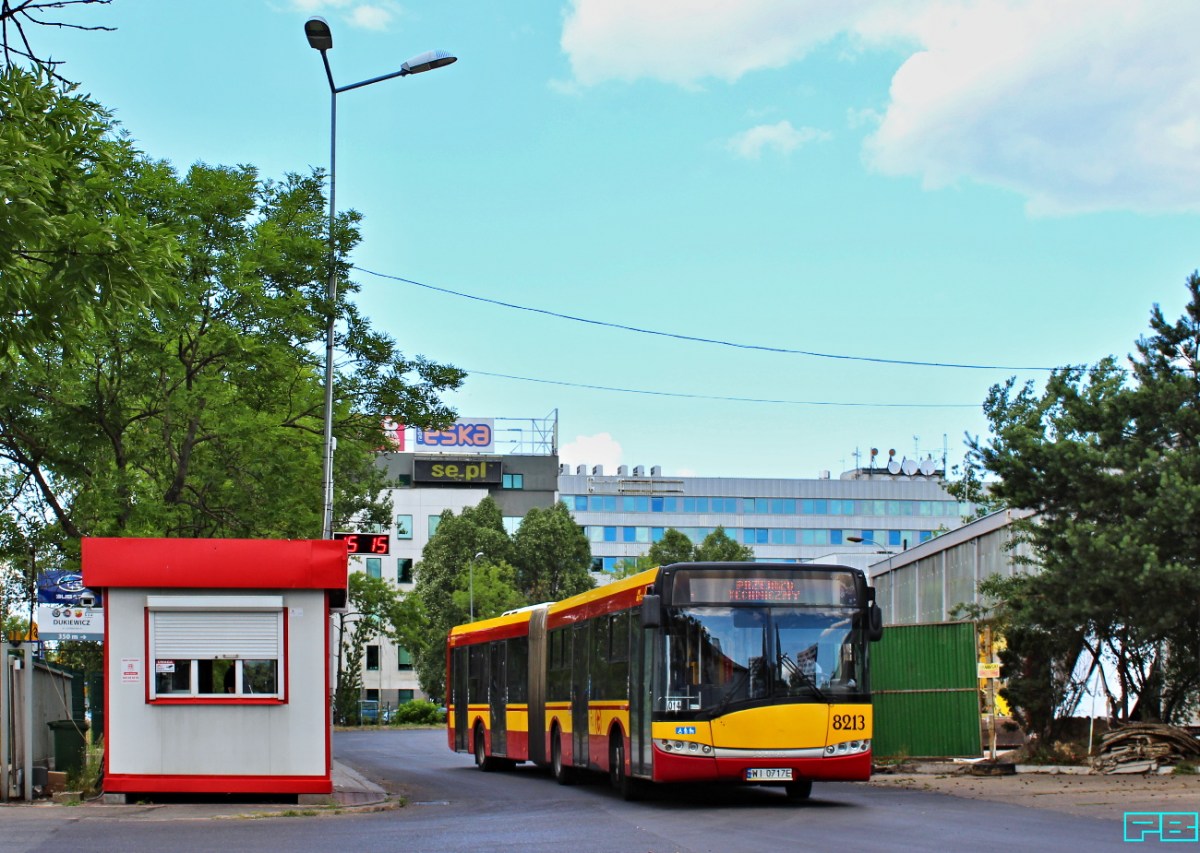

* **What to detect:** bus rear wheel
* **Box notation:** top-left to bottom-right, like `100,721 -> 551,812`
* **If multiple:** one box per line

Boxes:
474,725 -> 497,772
551,729 -> 574,785
785,780 -> 813,801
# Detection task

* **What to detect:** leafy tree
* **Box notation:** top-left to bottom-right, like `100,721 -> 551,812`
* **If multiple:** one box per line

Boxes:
943,455 -> 1000,522
334,572 -> 409,724
647,528 -> 696,566
694,526 -> 755,562
966,273 -> 1200,732
49,640 -> 103,675
511,502 -> 595,603
408,498 -> 514,699
450,559 -> 528,622
0,155 -> 463,551
612,555 -> 655,578
0,67 -> 177,361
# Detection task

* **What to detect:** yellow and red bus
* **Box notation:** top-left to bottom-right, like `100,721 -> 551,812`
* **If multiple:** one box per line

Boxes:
446,561 -> 883,800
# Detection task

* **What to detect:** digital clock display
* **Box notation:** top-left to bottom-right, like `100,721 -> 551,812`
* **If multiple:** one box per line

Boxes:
333,532 -> 391,556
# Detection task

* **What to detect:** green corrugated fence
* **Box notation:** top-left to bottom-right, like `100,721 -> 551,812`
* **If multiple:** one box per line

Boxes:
872,621 -> 982,758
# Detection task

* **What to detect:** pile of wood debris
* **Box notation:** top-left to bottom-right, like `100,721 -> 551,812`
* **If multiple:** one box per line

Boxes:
1090,723 -> 1200,774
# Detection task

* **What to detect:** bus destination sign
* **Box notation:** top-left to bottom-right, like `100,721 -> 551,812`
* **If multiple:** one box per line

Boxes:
728,579 -> 801,602
674,569 -> 858,606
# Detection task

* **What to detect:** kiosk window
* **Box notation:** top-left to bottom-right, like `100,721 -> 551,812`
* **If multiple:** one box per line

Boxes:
147,596 -> 285,702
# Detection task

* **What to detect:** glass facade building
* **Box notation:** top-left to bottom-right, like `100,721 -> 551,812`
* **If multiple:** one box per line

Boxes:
559,466 -> 971,574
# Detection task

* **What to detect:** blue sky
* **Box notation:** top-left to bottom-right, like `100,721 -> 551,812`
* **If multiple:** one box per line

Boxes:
34,0 -> 1200,478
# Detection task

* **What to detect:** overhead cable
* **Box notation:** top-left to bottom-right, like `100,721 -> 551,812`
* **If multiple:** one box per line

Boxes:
356,266 -> 1058,372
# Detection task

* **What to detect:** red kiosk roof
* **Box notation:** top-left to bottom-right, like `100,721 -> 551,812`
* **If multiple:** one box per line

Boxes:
82,537 -> 348,590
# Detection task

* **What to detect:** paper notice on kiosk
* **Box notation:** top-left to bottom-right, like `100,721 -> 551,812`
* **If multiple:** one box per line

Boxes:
121,658 -> 142,683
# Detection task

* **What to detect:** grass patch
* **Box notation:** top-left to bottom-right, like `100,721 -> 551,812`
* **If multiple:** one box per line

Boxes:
66,736 -> 104,797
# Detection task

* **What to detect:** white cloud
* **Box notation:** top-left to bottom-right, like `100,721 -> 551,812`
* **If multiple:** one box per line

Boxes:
561,0 -> 870,87
348,4 -> 394,30
288,1 -> 398,31
728,120 -> 830,159
559,433 -> 623,473
560,0 -> 1200,214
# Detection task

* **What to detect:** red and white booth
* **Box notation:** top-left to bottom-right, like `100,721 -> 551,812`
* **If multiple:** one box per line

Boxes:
82,538 -> 347,798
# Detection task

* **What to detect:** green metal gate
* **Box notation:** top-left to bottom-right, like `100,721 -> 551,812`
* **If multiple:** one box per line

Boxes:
872,622 -> 981,758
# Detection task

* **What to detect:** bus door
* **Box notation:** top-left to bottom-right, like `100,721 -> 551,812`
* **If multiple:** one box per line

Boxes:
630,616 -> 652,776
527,608 -> 548,764
452,646 -> 469,752
571,621 -> 591,769
490,640 -> 508,755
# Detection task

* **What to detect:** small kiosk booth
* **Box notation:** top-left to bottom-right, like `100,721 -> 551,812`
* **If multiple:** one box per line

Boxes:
82,537 -> 348,799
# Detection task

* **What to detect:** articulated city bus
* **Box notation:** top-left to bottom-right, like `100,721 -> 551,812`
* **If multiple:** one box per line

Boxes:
446,561 -> 883,800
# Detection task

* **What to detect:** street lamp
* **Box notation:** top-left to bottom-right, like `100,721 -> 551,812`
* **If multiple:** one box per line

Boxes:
845,535 -> 893,553
305,17 -> 457,539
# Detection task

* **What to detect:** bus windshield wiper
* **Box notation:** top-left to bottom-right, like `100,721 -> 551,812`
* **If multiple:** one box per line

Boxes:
778,650 -> 826,701
777,623 -> 826,702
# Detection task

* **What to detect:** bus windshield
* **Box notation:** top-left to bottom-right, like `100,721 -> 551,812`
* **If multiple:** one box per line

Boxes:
659,605 -> 867,715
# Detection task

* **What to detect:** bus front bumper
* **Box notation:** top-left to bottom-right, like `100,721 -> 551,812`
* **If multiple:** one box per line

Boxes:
650,742 -> 872,784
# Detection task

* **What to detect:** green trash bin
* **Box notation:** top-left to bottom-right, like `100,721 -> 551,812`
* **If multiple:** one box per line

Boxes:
48,719 -> 89,776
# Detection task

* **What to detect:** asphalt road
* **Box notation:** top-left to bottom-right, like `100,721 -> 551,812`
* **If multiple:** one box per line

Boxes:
0,729 -> 1132,853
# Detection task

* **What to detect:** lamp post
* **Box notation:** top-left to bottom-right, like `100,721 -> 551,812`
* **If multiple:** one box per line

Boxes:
304,17 -> 456,539
846,535 -> 895,571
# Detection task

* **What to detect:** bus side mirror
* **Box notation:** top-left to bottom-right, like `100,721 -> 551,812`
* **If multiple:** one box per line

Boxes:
868,603 -> 883,642
641,594 -> 662,629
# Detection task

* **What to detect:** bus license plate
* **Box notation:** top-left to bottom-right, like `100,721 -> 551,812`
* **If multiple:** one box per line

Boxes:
746,768 -> 793,781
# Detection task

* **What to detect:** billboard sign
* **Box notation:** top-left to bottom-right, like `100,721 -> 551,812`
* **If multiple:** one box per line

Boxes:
413,458 -> 504,486
37,602 -> 103,641
415,419 -> 494,453
37,569 -> 103,607
36,570 -> 104,640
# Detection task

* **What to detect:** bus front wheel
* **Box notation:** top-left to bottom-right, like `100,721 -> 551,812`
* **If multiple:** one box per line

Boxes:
785,780 -> 813,801
609,732 -> 641,801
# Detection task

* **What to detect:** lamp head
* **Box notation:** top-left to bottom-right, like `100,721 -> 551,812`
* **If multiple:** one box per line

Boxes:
402,49 -> 457,75
305,17 -> 333,51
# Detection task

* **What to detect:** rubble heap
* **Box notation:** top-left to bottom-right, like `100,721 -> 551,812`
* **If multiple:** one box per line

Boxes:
1091,723 -> 1200,774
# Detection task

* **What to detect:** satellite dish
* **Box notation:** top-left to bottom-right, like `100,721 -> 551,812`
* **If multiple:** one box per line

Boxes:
887,459 -> 901,475
901,459 -> 918,476
919,458 -> 936,476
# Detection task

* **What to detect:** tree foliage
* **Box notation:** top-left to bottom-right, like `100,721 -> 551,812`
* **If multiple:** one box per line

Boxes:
0,75 -> 464,625
407,497 -> 595,700
647,528 -> 696,566
694,526 -> 755,562
511,502 -> 594,603
407,498 -> 516,699
966,273 -> 1200,732
0,157 -> 463,548
334,572 -> 411,724
0,67 -> 178,361
644,525 -> 754,566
